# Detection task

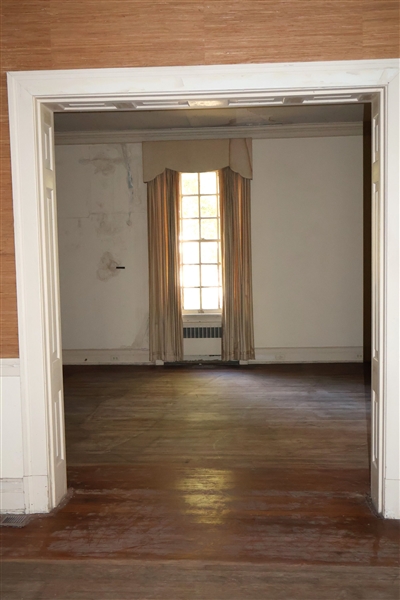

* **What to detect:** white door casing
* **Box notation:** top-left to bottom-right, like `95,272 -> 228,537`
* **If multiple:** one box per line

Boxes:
370,94 -> 384,512
6,60 -> 400,516
38,105 -> 67,507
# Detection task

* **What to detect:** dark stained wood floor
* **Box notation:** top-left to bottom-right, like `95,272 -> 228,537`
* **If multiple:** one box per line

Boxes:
2,364 -> 399,599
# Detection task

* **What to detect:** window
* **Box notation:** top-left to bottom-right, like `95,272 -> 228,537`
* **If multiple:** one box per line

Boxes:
179,172 -> 222,312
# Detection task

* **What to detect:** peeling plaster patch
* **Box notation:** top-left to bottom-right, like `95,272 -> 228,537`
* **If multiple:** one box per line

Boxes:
79,152 -> 124,176
97,252 -> 119,281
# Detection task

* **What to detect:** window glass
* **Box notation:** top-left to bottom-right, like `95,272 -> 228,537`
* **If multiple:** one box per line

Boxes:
182,242 -> 199,264
183,287 -> 200,310
181,173 -> 198,195
202,288 -> 219,310
181,219 -> 199,240
182,196 -> 199,218
180,172 -> 222,312
200,196 -> 218,217
201,219 -> 218,240
183,265 -> 200,287
201,242 -> 218,264
199,171 -> 217,194
201,265 -> 219,287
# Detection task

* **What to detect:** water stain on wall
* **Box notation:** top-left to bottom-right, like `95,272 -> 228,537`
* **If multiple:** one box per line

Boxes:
92,213 -> 125,237
79,152 -> 124,176
121,144 -> 134,190
97,252 -> 119,282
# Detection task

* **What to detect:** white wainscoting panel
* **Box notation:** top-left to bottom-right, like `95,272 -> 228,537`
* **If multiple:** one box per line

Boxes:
0,479 -> 25,513
0,359 -> 25,513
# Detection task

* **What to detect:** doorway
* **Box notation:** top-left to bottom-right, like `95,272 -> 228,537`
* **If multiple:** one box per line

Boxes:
6,60 -> 400,518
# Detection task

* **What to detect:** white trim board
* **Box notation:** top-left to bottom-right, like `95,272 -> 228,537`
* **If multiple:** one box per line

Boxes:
6,59 -> 400,518
55,122 -> 363,145
252,347 -> 363,363
0,358 -> 20,377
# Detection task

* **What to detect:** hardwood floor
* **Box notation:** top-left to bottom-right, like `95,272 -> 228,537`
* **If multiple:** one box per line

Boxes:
1,364 -> 399,598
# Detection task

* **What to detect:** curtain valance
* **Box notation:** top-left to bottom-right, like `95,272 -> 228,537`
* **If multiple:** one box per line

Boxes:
142,138 -> 252,182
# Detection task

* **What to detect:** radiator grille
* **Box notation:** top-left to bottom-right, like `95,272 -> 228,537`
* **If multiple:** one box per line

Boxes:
183,326 -> 222,339
0,514 -> 32,528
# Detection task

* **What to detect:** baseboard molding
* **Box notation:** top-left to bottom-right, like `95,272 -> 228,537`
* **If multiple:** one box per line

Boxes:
0,478 -> 24,513
251,346 -> 363,363
62,349 -> 151,365
63,347 -> 364,365
384,479 -> 400,519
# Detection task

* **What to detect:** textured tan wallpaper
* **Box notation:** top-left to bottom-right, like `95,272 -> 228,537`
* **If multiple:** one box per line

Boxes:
1,0 -> 399,357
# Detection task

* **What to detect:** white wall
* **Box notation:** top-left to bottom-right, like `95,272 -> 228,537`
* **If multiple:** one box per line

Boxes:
251,136 -> 363,361
56,143 -> 149,363
56,135 -> 363,363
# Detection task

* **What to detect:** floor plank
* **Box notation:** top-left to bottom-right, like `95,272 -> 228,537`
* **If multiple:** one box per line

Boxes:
2,561 -> 399,600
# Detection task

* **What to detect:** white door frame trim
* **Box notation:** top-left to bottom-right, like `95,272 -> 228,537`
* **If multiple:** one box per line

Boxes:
7,59 -> 400,517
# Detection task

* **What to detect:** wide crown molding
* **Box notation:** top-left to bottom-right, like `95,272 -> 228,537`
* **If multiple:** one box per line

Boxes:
55,122 -> 363,145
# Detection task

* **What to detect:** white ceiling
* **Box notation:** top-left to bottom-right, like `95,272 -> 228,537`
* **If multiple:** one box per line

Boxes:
54,103 -> 366,133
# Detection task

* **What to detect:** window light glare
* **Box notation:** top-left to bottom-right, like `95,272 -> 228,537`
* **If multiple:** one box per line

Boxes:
188,100 -> 228,108
180,172 -> 222,312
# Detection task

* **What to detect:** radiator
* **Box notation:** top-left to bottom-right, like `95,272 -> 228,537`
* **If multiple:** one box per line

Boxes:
183,326 -> 222,339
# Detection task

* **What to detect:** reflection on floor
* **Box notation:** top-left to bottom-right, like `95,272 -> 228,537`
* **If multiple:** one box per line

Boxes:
2,364 -> 399,598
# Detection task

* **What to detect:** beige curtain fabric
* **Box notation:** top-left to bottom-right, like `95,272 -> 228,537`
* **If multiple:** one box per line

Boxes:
147,169 -> 183,362
219,167 -> 255,361
143,139 -> 252,182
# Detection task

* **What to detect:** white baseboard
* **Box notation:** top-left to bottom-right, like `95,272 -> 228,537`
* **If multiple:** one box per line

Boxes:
62,348 -> 151,365
384,479 -> 400,519
23,475 -> 50,514
0,478 -> 24,513
251,346 -> 363,363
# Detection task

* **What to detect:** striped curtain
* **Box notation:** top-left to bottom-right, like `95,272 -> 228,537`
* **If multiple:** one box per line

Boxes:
219,167 -> 255,361
147,169 -> 183,362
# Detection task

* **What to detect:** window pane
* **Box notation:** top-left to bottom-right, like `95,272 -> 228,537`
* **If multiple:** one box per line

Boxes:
182,242 -> 199,264
183,265 -> 200,287
181,219 -> 199,240
184,287 -> 200,310
201,218 -> 218,240
181,173 -> 198,195
199,172 -> 217,194
201,265 -> 219,287
201,242 -> 218,263
182,196 -> 199,218
202,287 -> 219,309
200,195 -> 218,217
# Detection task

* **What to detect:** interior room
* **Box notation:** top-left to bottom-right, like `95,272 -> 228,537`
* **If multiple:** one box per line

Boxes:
55,103 -> 367,365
